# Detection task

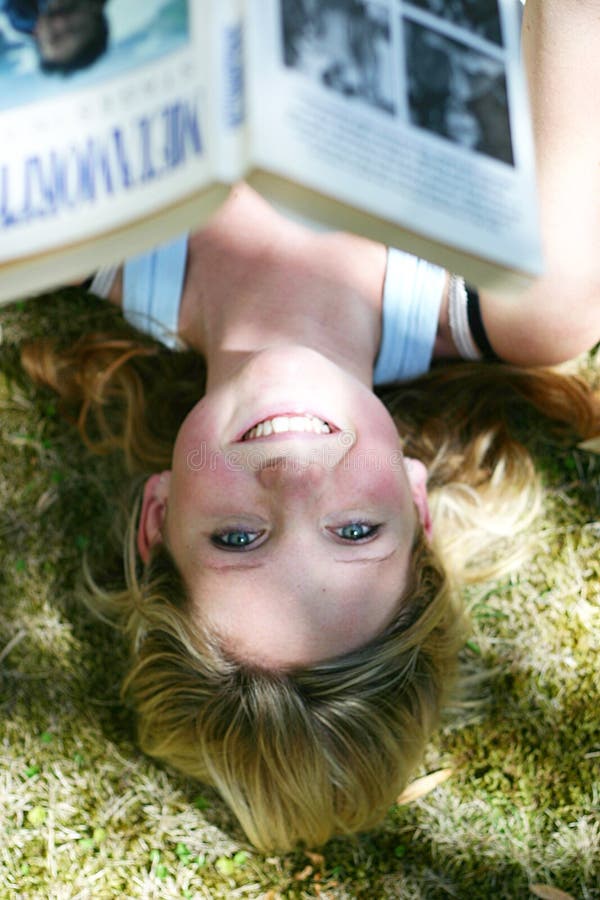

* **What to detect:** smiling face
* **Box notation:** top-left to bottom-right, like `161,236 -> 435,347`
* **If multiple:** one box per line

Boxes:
139,347 -> 430,669
35,0 -> 105,68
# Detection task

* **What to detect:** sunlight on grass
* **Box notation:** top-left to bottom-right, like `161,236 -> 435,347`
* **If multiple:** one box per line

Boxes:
0,293 -> 598,899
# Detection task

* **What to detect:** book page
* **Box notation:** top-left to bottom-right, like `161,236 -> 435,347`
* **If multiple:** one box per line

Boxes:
245,0 -> 542,287
0,0 -> 244,301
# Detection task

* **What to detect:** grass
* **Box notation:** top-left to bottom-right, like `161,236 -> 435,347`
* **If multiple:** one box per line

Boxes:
0,291 -> 598,900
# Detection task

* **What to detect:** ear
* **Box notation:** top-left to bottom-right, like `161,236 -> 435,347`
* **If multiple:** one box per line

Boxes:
137,471 -> 171,563
404,457 -> 433,541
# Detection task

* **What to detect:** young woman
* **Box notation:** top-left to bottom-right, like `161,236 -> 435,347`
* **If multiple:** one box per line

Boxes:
22,0 -> 600,850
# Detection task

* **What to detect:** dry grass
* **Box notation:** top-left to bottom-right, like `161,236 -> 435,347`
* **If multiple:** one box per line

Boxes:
0,292 -> 598,900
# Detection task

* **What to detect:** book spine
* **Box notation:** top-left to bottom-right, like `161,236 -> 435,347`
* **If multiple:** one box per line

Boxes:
210,0 -> 247,183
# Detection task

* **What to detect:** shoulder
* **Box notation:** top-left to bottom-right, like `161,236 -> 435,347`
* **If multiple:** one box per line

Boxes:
479,276 -> 600,367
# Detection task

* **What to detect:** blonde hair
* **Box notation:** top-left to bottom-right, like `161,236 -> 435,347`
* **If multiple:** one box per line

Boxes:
21,335 -> 600,851
88,525 -> 464,851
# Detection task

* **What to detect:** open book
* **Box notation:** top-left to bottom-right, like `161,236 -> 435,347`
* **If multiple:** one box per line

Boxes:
0,0 -> 540,306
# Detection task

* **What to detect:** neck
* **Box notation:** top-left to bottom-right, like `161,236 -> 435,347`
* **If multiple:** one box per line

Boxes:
177,185 -> 386,391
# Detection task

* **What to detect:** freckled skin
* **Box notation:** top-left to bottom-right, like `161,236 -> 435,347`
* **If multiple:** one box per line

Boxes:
141,347 -> 425,669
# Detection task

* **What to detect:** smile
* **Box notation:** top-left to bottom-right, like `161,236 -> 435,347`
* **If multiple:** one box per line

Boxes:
242,414 -> 332,441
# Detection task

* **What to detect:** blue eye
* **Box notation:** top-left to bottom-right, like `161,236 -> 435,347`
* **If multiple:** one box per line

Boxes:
335,522 -> 379,541
211,529 -> 264,550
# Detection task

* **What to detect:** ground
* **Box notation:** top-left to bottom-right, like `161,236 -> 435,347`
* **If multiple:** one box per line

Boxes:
0,291 -> 598,900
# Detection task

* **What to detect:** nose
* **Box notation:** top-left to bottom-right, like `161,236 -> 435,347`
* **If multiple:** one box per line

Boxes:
256,457 -> 328,491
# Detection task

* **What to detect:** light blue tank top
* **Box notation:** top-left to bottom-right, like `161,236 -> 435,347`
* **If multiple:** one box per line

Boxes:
111,239 -> 445,383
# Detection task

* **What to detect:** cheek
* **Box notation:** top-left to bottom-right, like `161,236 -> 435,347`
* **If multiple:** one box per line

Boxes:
174,452 -> 255,510
347,463 -> 409,505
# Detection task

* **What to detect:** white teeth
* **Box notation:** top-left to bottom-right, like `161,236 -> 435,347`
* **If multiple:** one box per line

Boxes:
290,416 -> 307,431
242,414 -> 331,440
272,416 -> 289,434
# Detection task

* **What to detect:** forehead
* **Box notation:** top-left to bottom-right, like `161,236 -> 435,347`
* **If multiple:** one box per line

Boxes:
183,542 -> 412,668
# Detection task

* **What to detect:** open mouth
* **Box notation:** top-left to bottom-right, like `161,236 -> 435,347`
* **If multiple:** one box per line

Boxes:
242,414 -> 333,441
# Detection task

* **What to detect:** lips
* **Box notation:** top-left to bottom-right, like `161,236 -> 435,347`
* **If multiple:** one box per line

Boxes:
242,414 -> 332,441
235,411 -> 339,442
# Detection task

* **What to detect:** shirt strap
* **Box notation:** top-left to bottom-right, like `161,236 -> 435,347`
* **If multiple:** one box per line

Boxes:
122,234 -> 188,349
373,248 -> 446,385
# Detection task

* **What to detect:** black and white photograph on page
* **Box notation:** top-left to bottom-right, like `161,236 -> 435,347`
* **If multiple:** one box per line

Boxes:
403,18 -> 513,165
281,0 -> 395,115
407,0 -> 503,46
